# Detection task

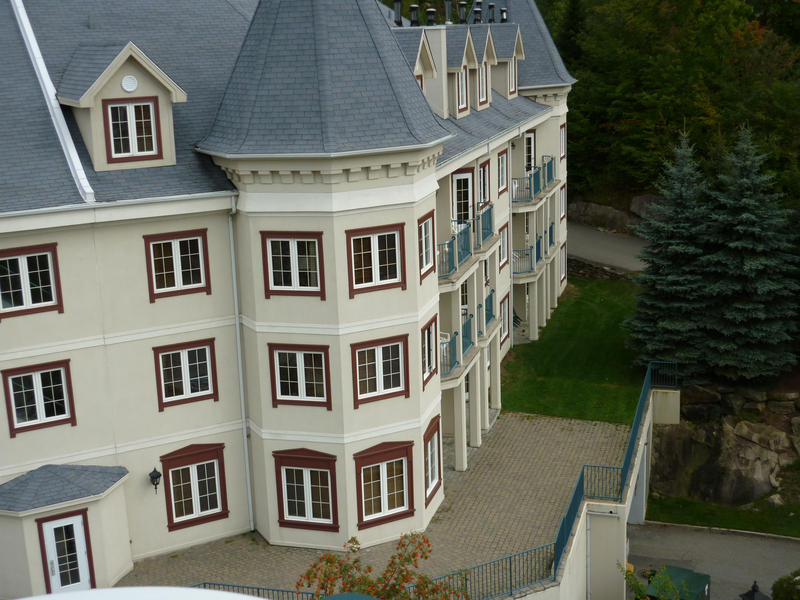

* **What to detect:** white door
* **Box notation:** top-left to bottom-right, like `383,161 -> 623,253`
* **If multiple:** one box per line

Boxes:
41,515 -> 91,593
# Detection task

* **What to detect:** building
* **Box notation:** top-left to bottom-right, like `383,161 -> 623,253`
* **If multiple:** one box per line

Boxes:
0,0 -> 574,596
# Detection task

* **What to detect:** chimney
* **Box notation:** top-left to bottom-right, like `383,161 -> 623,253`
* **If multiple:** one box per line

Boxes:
458,1 -> 467,23
394,0 -> 402,26
500,7 -> 508,22
488,3 -> 496,23
445,1 -> 453,23
474,8 -> 482,23
426,8 -> 436,25
410,4 -> 419,26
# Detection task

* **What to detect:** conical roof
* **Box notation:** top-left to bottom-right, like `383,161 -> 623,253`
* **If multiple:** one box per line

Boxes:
198,0 -> 449,157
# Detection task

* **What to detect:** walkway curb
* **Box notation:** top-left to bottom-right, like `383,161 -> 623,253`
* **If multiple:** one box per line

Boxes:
641,520 -> 800,543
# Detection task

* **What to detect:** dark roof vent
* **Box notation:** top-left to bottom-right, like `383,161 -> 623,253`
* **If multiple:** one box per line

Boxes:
500,7 -> 508,22
488,3 -> 496,23
410,4 -> 419,26
474,6 -> 482,23
426,8 -> 436,25
394,1 -> 403,26
458,1 -> 467,23
445,0 -> 453,23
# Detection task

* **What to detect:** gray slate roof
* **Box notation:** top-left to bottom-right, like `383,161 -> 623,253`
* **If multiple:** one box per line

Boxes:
0,0 -> 84,213
468,25 -> 491,62
446,26 -> 470,68
20,0 -> 256,205
0,464 -> 128,512
198,0 -> 448,156
436,94 -> 551,166
393,28 -> 424,71
57,43 -> 126,102
489,23 -> 519,59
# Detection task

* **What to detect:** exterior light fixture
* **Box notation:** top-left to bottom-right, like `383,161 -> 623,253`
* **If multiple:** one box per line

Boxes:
149,467 -> 162,494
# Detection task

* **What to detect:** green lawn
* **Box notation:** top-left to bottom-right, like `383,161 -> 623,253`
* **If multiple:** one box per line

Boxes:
501,278 -> 644,423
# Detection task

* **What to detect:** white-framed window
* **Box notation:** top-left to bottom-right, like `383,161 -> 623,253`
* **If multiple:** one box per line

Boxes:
508,57 -> 517,93
281,467 -> 333,524
355,341 -> 404,399
479,62 -> 488,103
498,150 -> 508,193
275,350 -> 326,401
106,101 -> 157,158
561,244 -> 567,282
351,232 -> 400,288
478,160 -> 490,206
560,123 -> 566,159
416,74 -> 424,90
267,239 -> 320,292
4,364 -> 70,431
525,130 -> 536,168
425,429 -> 439,495
0,246 -> 59,316
168,460 -> 221,523
457,66 -> 468,110
421,316 -> 437,385
500,294 -> 510,342
499,224 -> 509,268
144,229 -> 210,302
418,214 -> 434,278
361,457 -> 407,520
452,171 -> 473,223
560,186 -> 566,219
156,343 -> 214,405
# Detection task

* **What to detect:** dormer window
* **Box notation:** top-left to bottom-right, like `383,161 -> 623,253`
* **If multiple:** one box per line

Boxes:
104,98 -> 162,162
508,57 -> 517,94
457,66 -> 468,111
479,62 -> 488,104
416,75 -> 424,91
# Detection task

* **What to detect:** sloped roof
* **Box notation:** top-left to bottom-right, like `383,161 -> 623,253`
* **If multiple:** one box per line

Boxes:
393,28 -> 424,70
489,23 -> 520,59
446,26 -> 470,68
468,25 -> 491,62
198,0 -> 448,157
0,464 -> 128,513
0,0 -> 83,213
57,43 -> 126,102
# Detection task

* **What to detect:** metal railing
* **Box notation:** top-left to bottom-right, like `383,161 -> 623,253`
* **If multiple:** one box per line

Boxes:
512,247 -> 537,275
440,333 -> 459,376
462,314 -> 474,355
549,222 -> 555,247
480,204 -> 494,245
485,289 -> 495,326
536,235 -> 543,262
454,221 -> 472,265
542,155 -> 555,187
438,237 -> 456,277
192,583 -> 313,600
532,165 -> 542,198
511,175 -> 531,202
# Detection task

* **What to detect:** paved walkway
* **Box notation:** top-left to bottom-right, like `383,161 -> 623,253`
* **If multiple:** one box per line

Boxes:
628,522 -> 800,600
118,413 -> 629,590
568,223 -> 646,272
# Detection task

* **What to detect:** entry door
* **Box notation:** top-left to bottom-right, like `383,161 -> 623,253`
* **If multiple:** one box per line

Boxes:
41,515 -> 92,593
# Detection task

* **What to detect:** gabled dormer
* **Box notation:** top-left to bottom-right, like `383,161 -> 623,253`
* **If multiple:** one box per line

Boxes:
468,25 -> 498,110
445,26 -> 478,118
57,41 -> 186,172
394,29 -> 437,99
490,24 -> 524,99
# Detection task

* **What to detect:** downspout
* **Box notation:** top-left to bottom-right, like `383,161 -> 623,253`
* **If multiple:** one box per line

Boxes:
229,196 -> 254,531
508,141 -> 514,349
586,512 -> 591,600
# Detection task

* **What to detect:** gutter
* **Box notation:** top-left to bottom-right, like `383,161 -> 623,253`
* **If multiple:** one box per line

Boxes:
11,0 -> 95,204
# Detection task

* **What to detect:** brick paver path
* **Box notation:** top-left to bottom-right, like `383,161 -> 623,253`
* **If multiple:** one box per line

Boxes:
117,413 -> 628,590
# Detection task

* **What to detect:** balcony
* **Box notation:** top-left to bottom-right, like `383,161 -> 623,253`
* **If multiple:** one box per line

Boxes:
454,220 -> 472,266
542,155 -> 555,188
484,289 -> 495,328
549,222 -> 555,247
461,313 -> 474,355
473,204 -> 494,250
438,237 -> 456,277
512,236 -> 544,275
440,332 -> 459,376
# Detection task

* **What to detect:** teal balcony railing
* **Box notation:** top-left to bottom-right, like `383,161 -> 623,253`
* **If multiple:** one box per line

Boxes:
536,235 -> 543,262
438,237 -> 456,278
480,204 -> 493,245
455,221 -> 472,265
440,332 -> 459,376
542,155 -> 555,187
532,165 -> 542,198
485,288 -> 495,326
512,246 -> 543,275
549,222 -> 555,247
462,313 -> 474,355
511,175 -> 531,203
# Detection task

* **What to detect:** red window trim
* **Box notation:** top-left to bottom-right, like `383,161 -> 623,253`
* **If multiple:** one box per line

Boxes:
416,74 -> 424,91
457,65 -> 469,113
498,223 -> 509,272
152,339 -> 219,412
561,242 -> 568,282
525,128 -> 536,168
350,334 -> 410,408
560,185 -> 567,221
345,223 -> 407,299
451,167 -> 475,222
497,149 -> 508,194
160,443 -> 229,531
36,508 -> 96,594
417,210 -> 436,284
478,159 -> 491,208
500,292 -> 510,344
102,96 -> 164,164
2,359 -> 76,438
143,229 -> 212,303
423,415 -> 442,506
421,314 -> 438,390
260,231 -> 326,301
478,62 -> 489,106
353,440 -> 415,529
560,123 -> 567,160
272,448 -> 339,532
268,343 -> 332,410
0,243 -> 64,321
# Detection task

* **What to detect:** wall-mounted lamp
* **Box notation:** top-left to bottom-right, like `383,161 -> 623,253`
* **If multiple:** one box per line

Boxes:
149,468 -> 162,494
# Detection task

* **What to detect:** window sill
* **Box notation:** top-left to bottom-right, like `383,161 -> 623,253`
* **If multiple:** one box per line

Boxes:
278,519 -> 339,532
424,480 -> 442,507
167,509 -> 229,532
357,507 -> 414,530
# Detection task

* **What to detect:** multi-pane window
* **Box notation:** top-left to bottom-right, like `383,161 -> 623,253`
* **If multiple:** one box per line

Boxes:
525,131 -> 536,169
457,67 -> 468,110
154,340 -> 217,410
561,244 -> 567,282
362,458 -> 406,519
421,317 -> 437,385
452,171 -> 473,223
357,343 -> 402,398
347,224 -> 407,298
560,123 -> 567,159
501,294 -> 510,342
508,57 -> 517,93
3,362 -> 73,434
105,99 -> 160,160
160,444 -> 228,531
282,467 -> 333,524
498,150 -> 508,193
478,62 -> 488,103
0,247 -> 59,317
499,224 -> 509,268
262,233 -> 323,298
560,186 -> 567,219
418,214 -> 435,279
478,161 -> 490,206
276,351 -> 325,400
144,230 -> 210,302
424,423 -> 440,498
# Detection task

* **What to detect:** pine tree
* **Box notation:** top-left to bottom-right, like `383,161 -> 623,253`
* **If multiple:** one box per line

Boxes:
625,134 -> 711,381
695,128 -> 798,380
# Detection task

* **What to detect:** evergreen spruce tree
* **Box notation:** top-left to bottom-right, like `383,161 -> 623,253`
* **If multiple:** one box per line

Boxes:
695,128 -> 798,380
624,134 -> 711,380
